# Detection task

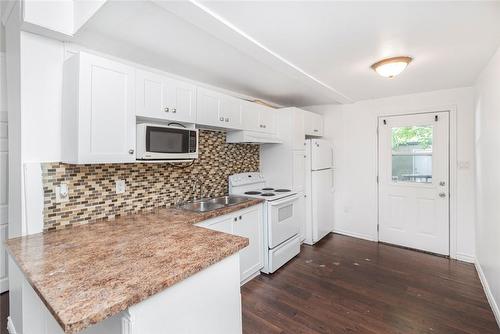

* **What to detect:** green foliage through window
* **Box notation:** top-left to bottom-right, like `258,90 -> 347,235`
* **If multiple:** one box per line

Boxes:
392,126 -> 432,150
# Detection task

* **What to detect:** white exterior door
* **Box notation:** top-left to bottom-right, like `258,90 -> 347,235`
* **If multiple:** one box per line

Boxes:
378,112 -> 450,255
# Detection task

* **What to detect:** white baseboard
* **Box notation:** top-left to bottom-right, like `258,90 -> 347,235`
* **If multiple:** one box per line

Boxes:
475,261 -> 500,328
333,229 -> 376,242
454,253 -> 475,263
7,317 -> 17,334
0,277 -> 8,293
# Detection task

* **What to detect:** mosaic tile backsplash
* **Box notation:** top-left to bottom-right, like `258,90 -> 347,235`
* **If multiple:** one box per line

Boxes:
42,130 -> 259,230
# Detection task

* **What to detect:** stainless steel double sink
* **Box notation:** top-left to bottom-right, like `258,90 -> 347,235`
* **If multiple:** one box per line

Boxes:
177,195 -> 250,213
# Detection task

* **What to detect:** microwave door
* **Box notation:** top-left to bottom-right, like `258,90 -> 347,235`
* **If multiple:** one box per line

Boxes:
147,126 -> 188,154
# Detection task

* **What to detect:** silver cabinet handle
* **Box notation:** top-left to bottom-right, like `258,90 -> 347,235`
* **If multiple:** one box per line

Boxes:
172,108 -> 177,114
439,192 -> 446,198
263,125 -> 266,128
239,216 -> 242,220
314,129 -> 318,132
219,117 -> 224,121
128,149 -> 134,155
225,118 -> 229,122
164,107 -> 169,112
234,217 -> 237,222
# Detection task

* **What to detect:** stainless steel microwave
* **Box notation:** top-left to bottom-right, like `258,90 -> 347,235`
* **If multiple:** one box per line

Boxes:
136,124 -> 199,160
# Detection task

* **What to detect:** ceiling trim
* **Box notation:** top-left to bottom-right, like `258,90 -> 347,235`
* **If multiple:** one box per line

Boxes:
154,0 -> 354,104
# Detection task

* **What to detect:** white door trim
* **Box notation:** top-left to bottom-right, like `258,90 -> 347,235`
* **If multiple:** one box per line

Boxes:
376,106 -> 458,259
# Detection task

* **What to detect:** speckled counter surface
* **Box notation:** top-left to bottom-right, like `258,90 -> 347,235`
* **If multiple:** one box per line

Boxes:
5,198 -> 263,334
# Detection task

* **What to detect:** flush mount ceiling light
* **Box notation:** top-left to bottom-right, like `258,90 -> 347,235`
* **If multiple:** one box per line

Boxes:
371,56 -> 413,78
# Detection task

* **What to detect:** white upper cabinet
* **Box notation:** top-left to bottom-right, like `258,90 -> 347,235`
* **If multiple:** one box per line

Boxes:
304,111 -> 324,137
291,108 -> 306,150
62,52 -> 136,164
196,87 -> 242,129
136,70 -> 196,123
241,100 -> 277,134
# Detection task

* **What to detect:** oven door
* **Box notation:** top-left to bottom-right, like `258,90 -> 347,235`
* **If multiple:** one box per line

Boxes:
140,125 -> 198,160
267,195 -> 300,249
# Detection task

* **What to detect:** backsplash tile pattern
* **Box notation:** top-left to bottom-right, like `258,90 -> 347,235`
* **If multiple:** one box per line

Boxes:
42,130 -> 259,230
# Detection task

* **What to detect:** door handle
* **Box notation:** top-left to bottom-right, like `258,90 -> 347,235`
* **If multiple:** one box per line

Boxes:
439,192 -> 446,198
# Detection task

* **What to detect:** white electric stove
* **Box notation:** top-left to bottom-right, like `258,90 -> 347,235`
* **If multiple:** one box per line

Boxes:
229,172 -> 301,273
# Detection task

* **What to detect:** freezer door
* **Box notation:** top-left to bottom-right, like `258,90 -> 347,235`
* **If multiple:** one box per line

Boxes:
312,168 -> 335,243
311,139 -> 333,171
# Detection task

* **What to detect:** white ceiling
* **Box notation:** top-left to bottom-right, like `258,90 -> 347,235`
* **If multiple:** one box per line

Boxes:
75,1 -> 500,106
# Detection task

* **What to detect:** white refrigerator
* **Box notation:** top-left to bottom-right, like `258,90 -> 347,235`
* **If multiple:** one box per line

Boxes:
304,139 -> 335,245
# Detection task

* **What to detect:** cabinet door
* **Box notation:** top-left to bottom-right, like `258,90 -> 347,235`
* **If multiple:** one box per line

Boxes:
292,108 -> 306,150
165,78 -> 197,123
304,111 -> 323,136
79,54 -> 136,163
196,87 -> 222,127
220,95 -> 242,129
241,100 -> 260,132
258,106 -> 276,134
312,113 -> 324,136
136,70 -> 167,119
292,150 -> 306,192
234,208 -> 263,282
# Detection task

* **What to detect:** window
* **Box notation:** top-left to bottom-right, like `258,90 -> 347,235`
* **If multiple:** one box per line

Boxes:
391,126 -> 433,183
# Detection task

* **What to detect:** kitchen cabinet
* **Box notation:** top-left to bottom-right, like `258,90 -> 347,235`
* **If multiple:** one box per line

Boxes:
196,204 -> 263,284
196,87 -> 242,129
241,100 -> 277,134
304,110 -> 324,136
233,207 -> 263,282
62,52 -> 136,164
291,108 -> 306,150
136,70 -> 196,123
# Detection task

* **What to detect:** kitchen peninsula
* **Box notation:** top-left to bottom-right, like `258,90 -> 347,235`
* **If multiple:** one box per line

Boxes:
5,199 -> 262,334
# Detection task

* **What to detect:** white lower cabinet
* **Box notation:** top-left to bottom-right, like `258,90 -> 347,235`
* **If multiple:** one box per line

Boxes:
196,204 -> 263,284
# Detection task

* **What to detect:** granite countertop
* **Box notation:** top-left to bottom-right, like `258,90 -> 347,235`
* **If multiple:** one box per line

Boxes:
5,198 -> 263,334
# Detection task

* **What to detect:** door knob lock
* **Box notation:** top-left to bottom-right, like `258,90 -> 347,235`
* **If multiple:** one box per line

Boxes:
439,192 -> 446,198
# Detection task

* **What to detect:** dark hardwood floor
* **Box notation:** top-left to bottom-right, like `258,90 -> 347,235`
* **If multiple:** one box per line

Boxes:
0,291 -> 7,334
1,234 -> 498,334
242,234 -> 500,334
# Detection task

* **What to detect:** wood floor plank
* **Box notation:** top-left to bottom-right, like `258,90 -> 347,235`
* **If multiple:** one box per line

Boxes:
242,234 -> 500,334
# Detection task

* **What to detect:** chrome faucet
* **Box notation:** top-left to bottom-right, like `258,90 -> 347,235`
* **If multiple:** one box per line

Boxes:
191,176 -> 204,201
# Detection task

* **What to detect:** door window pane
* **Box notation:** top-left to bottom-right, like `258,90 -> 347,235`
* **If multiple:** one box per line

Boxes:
391,126 -> 433,183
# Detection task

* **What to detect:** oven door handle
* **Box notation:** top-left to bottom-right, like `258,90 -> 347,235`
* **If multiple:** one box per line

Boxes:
268,194 -> 300,207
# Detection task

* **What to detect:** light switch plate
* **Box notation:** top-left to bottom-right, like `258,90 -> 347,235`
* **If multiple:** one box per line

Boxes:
115,180 -> 126,194
55,183 -> 69,203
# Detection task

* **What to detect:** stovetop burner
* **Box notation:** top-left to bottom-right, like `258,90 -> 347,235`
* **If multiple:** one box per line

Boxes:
244,191 -> 262,195
261,193 -> 275,197
262,187 -> 274,191
275,189 -> 291,192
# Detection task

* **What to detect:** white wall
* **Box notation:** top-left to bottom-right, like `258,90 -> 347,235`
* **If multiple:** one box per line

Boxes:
474,47 -> 500,325
306,87 -> 476,261
0,51 -> 8,293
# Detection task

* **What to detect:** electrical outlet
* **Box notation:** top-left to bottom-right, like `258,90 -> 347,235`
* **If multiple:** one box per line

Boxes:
55,183 -> 69,203
115,180 -> 126,194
